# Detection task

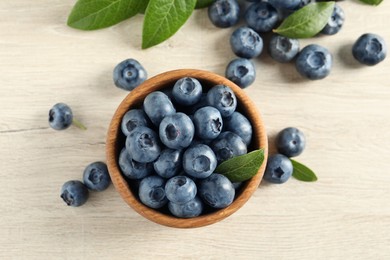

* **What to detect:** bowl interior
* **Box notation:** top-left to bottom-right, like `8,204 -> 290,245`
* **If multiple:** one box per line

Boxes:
106,69 -> 268,228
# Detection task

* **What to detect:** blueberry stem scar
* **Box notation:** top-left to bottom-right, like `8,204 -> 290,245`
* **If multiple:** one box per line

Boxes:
72,118 -> 87,130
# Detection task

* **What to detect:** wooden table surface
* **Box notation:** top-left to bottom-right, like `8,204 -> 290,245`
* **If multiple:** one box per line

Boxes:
1,1 -> 389,259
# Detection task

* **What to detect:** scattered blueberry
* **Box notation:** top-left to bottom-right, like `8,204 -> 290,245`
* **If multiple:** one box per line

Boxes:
295,44 -> 332,80
172,77 -> 203,106
159,112 -> 195,149
276,127 -> 306,157
183,144 -> 217,179
206,85 -> 237,117
225,58 -> 256,88
121,109 -> 150,136
125,126 -> 161,163
193,106 -> 223,140
210,131 -> 247,164
138,175 -> 168,209
83,161 -> 111,191
223,111 -> 252,146
245,2 -> 279,33
352,33 -> 387,66
49,103 -> 73,130
119,148 -> 153,179
263,154 -> 293,184
60,180 -> 89,207
153,148 -> 182,179
143,91 -> 176,126
208,0 -> 240,28
321,4 -> 345,35
165,176 -> 197,204
269,35 -> 300,63
168,196 -> 204,218
230,27 -> 263,59
199,174 -> 235,208
113,59 -> 147,91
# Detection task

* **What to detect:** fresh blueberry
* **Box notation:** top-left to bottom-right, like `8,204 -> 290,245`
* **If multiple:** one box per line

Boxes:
193,106 -> 223,140
352,33 -> 387,66
210,131 -> 247,164
184,93 -> 209,115
172,77 -> 203,106
125,126 -> 161,163
119,148 -> 153,179
225,58 -> 256,88
245,2 -> 279,33
206,85 -> 237,117
153,148 -> 182,179
223,111 -> 252,146
121,109 -> 150,136
60,180 -> 89,207
208,0 -> 240,28
49,103 -> 73,130
276,127 -> 306,157
113,59 -> 147,91
199,174 -> 235,208
168,196 -> 204,218
268,0 -> 301,10
143,91 -> 176,126
263,154 -> 293,184
165,176 -> 197,204
83,161 -> 111,191
321,4 -> 345,35
183,144 -> 217,179
138,175 -> 168,209
268,35 -> 300,63
295,44 -> 332,80
230,27 -> 263,59
159,112 -> 195,149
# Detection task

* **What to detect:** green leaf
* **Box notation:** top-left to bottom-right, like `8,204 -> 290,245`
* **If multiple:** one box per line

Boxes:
196,0 -> 214,9
358,0 -> 383,6
291,159 -> 318,182
215,149 -> 265,183
67,0 -> 148,30
142,0 -> 197,49
273,2 -> 335,38
139,0 -> 150,14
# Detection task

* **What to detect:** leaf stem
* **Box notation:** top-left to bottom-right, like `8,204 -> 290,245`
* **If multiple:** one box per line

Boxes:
72,118 -> 87,130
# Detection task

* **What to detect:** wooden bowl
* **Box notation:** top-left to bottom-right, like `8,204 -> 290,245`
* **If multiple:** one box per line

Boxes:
106,69 -> 268,228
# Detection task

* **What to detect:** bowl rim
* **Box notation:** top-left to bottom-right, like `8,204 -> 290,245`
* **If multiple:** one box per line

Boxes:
106,69 -> 268,228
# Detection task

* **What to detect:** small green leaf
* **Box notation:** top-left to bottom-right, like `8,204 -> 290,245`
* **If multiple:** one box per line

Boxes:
215,149 -> 265,183
196,0 -> 214,9
67,0 -> 148,30
273,2 -> 335,38
358,0 -> 383,6
142,0 -> 197,49
291,159 -> 318,182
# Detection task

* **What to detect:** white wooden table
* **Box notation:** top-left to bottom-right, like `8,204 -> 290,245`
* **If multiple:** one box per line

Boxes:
1,1 -> 389,259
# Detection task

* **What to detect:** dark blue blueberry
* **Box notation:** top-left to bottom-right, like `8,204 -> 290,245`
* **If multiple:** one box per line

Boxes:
268,0 -> 301,10
193,106 -> 223,140
263,154 -> 293,184
295,44 -> 332,80
165,176 -> 197,204
83,161 -> 111,191
183,144 -> 217,179
321,4 -> 345,35
269,35 -> 300,63
230,27 -> 263,59
208,0 -> 240,28
125,126 -> 161,163
168,196 -> 204,218
159,112 -> 195,149
119,148 -> 153,179
113,59 -> 147,91
245,2 -> 279,33
199,173 -> 235,208
143,91 -> 176,126
223,111 -> 252,146
206,85 -> 237,117
225,58 -> 256,89
276,127 -> 306,157
138,175 -> 168,209
210,131 -> 247,164
172,77 -> 203,106
121,109 -> 150,136
352,33 -> 387,66
153,148 -> 182,179
60,180 -> 89,207
49,103 -> 73,130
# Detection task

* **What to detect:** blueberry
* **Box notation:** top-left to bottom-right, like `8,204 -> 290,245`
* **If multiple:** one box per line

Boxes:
60,180 -> 89,207
230,27 -> 263,59
321,4 -> 345,35
208,0 -> 240,28
245,2 -> 279,33
268,35 -> 300,63
223,111 -> 253,146
268,0 -> 301,10
263,154 -> 293,184
210,131 -> 247,164
206,85 -> 237,117
159,112 -> 195,149
138,175 -> 168,209
83,161 -> 111,191
125,126 -> 161,163
153,148 -> 182,179
143,91 -> 176,126
172,77 -> 203,106
49,103 -> 73,130
352,33 -> 387,66
276,127 -> 306,157
121,109 -> 150,136
168,196 -> 204,218
165,176 -> 197,204
295,44 -> 332,80
119,148 -> 153,179
183,144 -> 217,179
184,93 -> 209,115
225,58 -> 256,88
193,106 -> 223,140
199,174 -> 235,208
113,59 -> 147,91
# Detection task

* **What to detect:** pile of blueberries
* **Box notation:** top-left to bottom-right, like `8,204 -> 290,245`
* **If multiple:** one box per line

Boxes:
208,0 -> 387,86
